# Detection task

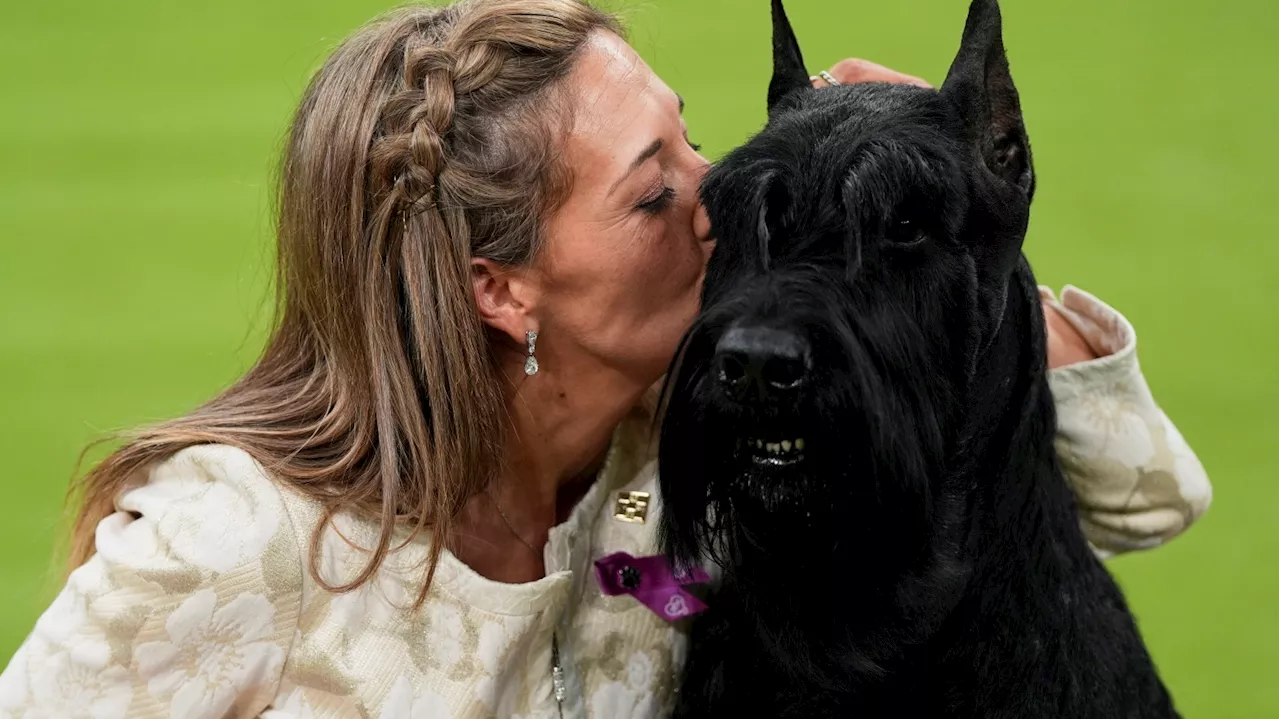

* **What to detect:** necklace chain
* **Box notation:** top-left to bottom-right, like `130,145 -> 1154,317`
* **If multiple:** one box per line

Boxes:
487,489 -> 565,717
488,488 -> 542,558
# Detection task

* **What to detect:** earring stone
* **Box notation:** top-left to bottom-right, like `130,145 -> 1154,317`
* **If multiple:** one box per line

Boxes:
524,330 -> 539,376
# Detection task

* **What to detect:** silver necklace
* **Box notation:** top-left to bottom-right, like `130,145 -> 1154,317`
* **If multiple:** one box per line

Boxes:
488,490 -> 567,717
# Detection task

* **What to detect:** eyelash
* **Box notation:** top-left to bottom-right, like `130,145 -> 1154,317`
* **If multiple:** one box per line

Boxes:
637,186 -> 676,214
635,137 -> 701,214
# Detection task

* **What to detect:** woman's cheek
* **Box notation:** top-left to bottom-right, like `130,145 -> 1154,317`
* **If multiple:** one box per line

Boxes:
623,215 -> 699,317
628,221 -> 672,285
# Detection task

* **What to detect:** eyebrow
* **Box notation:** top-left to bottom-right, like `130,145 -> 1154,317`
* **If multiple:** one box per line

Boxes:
607,95 -> 685,198
608,138 -> 664,197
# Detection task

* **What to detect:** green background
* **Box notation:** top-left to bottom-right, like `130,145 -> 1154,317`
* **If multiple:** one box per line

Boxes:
0,0 -> 1274,714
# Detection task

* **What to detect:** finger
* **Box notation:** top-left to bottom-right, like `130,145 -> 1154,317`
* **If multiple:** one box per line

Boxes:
1043,302 -> 1098,368
829,58 -> 932,88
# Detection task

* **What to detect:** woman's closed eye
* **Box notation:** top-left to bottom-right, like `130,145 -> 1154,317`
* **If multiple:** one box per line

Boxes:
636,137 -> 701,215
637,185 -> 676,214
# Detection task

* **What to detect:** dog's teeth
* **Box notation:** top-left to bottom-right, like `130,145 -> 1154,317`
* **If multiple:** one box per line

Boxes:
766,442 -> 780,453
794,438 -> 805,451
781,440 -> 792,452
755,439 -> 763,449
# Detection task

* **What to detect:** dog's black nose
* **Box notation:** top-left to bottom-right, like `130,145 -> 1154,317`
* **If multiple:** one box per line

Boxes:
714,326 -> 810,401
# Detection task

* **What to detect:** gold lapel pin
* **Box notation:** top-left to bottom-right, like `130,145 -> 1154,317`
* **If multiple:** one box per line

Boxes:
613,491 -> 650,524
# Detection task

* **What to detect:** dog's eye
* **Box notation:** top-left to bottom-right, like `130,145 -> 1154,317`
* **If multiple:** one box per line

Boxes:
885,218 -> 927,246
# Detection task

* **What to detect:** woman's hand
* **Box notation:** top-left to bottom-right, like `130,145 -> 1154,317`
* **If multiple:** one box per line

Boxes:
1044,301 -> 1099,369
814,58 -> 932,88
819,61 -> 1095,370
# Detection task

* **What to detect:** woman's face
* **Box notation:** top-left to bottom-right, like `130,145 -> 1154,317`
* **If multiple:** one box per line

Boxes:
533,30 -> 714,388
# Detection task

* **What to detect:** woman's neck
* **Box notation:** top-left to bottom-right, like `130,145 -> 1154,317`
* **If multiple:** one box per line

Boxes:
451,347 -> 649,583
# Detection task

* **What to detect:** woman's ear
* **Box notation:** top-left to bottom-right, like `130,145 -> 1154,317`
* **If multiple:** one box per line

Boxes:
471,258 -> 539,345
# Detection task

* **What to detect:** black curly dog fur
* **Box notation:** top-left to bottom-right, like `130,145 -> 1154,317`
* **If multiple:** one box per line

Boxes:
656,1 -> 1178,716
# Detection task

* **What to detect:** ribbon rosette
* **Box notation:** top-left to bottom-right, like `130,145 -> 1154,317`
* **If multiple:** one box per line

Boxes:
593,551 -> 710,621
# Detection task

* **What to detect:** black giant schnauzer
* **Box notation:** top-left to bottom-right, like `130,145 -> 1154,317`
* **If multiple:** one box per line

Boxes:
657,0 -> 1179,716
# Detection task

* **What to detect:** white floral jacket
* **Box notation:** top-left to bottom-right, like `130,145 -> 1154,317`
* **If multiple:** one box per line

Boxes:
0,287 -> 1211,719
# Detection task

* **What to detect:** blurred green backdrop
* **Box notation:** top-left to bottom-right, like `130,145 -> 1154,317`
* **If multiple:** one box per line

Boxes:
0,0 -> 1274,714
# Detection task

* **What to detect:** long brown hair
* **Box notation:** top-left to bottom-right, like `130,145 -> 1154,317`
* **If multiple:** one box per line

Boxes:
67,0 -> 621,599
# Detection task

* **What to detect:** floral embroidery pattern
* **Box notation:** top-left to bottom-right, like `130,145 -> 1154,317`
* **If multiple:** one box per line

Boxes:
473,620 -> 520,713
1,328 -> 1211,719
25,637 -> 133,719
1070,389 -> 1158,469
316,514 -> 429,636
429,604 -> 466,672
42,642 -> 132,719
589,651 -> 659,719
134,590 -> 284,718
378,676 -> 449,719
147,454 -> 284,574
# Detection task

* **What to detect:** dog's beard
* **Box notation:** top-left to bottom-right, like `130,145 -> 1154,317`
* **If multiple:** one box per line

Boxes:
713,429 -> 840,548
658,303 -> 953,587
661,363 -> 934,576
693,442 -> 845,573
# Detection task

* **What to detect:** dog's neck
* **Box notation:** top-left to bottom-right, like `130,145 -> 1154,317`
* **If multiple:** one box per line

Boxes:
946,262 -> 1105,610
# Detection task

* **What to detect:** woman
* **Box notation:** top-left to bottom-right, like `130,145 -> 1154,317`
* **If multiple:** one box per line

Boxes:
0,1 -> 1209,717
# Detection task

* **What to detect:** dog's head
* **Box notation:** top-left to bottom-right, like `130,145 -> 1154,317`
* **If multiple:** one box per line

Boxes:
659,0 -> 1036,574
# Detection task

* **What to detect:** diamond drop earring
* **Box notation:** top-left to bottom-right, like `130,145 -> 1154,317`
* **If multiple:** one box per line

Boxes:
524,330 -> 539,376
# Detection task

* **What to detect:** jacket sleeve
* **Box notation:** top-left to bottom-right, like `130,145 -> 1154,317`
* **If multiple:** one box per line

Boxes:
0,445 -> 303,719
1043,285 -> 1212,558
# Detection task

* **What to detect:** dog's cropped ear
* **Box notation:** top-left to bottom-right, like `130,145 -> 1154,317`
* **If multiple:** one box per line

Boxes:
768,0 -> 813,113
940,0 -> 1034,200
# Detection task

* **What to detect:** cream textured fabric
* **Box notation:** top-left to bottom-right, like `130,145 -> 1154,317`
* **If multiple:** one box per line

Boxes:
0,286 -> 1210,719
1041,285 -> 1211,557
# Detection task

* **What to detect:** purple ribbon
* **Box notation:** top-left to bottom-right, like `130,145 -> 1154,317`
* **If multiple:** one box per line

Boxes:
593,551 -> 710,622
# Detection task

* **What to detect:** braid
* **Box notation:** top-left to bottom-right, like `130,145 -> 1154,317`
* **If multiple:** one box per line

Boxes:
368,26 -> 455,216
66,0 -> 625,605
402,44 -> 456,191
361,10 -> 534,519
369,12 -> 519,222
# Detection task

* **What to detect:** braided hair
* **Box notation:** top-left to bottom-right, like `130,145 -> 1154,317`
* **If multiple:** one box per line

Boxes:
68,0 -> 622,604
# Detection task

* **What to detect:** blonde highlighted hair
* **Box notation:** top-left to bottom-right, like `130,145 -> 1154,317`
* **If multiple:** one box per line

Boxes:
68,0 -> 622,601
